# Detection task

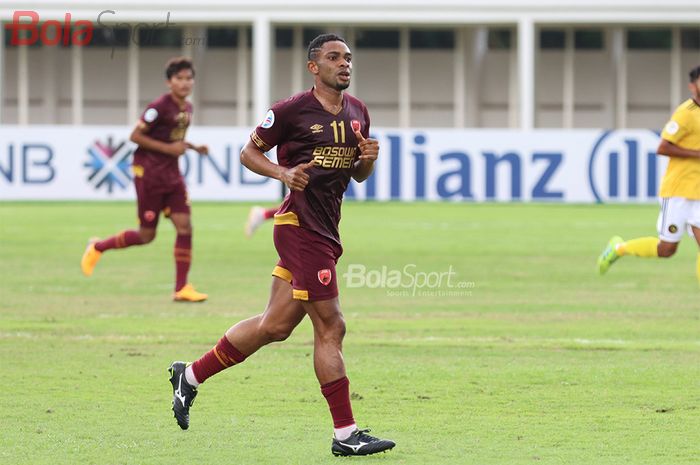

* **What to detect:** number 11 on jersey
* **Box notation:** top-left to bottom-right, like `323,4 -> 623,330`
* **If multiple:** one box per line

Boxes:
330,120 -> 345,144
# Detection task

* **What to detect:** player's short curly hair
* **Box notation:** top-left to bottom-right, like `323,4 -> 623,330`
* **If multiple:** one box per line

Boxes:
307,33 -> 347,61
689,65 -> 700,82
165,57 -> 195,80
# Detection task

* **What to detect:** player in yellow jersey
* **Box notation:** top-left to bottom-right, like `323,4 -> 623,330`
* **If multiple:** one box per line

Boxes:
598,65 -> 700,283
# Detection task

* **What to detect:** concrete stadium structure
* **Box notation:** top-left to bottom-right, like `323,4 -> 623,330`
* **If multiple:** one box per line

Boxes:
2,1 -> 700,130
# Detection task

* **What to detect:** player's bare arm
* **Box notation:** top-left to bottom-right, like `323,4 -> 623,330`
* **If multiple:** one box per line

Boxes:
351,130 -> 378,182
130,125 -> 187,157
657,139 -> 700,159
240,140 -> 315,191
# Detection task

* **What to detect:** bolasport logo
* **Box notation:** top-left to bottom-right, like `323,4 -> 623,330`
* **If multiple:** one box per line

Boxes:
5,11 -> 94,46
4,10 -> 177,49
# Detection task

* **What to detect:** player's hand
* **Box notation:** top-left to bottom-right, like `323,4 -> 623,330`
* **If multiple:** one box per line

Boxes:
193,144 -> 209,156
168,141 -> 188,157
355,131 -> 379,162
280,160 -> 315,191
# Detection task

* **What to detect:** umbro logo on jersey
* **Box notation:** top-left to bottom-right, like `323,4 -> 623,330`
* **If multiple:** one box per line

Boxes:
310,124 -> 324,134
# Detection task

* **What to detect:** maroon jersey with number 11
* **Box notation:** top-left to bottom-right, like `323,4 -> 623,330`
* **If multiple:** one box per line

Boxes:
251,88 -> 371,246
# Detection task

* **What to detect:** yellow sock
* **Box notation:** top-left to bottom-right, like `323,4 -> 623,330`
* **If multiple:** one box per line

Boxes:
617,237 -> 658,257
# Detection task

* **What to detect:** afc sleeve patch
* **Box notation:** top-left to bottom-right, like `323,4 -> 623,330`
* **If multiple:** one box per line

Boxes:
664,120 -> 680,135
143,108 -> 159,124
261,109 -> 275,129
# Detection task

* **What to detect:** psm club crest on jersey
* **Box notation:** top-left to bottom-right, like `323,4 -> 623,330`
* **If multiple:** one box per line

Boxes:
318,269 -> 332,286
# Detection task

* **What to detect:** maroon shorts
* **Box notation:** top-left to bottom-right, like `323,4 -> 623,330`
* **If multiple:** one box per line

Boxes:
272,223 -> 343,302
134,176 -> 190,228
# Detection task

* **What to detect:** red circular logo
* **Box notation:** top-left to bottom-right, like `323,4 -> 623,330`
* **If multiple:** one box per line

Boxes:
317,269 -> 332,286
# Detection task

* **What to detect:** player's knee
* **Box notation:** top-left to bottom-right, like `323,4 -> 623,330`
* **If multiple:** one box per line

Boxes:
177,224 -> 193,236
320,316 -> 346,342
259,320 -> 294,343
139,229 -> 156,243
658,243 -> 677,258
336,318 -> 347,338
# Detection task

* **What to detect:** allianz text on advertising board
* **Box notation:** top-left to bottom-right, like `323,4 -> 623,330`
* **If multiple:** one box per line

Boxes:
347,128 -> 664,202
0,127 -> 665,202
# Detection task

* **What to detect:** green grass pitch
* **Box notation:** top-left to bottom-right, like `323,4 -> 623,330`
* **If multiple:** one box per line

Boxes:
0,202 -> 698,465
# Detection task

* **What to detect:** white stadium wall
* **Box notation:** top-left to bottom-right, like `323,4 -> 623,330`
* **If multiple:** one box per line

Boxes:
4,38 -> 698,129
3,0 -> 700,130
0,126 -> 667,203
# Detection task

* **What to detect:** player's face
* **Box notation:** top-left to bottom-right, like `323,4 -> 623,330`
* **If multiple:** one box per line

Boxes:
310,41 -> 353,91
167,69 -> 194,99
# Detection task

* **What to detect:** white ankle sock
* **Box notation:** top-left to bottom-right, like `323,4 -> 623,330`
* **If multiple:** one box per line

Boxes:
334,424 -> 357,441
185,365 -> 200,387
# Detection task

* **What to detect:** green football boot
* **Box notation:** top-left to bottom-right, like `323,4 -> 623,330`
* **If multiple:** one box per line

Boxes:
597,235 -> 624,275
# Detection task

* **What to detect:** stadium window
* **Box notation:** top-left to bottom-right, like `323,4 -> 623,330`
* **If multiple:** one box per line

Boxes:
356,29 -> 400,49
540,29 -> 565,50
137,27 -> 183,48
488,29 -> 512,50
681,29 -> 700,50
304,27 -> 328,47
206,27 -> 238,48
410,30 -> 454,49
4,25 -> 43,48
574,29 -> 604,50
627,29 -> 672,50
86,27 -> 130,48
277,27 -> 346,50
275,27 -> 293,48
